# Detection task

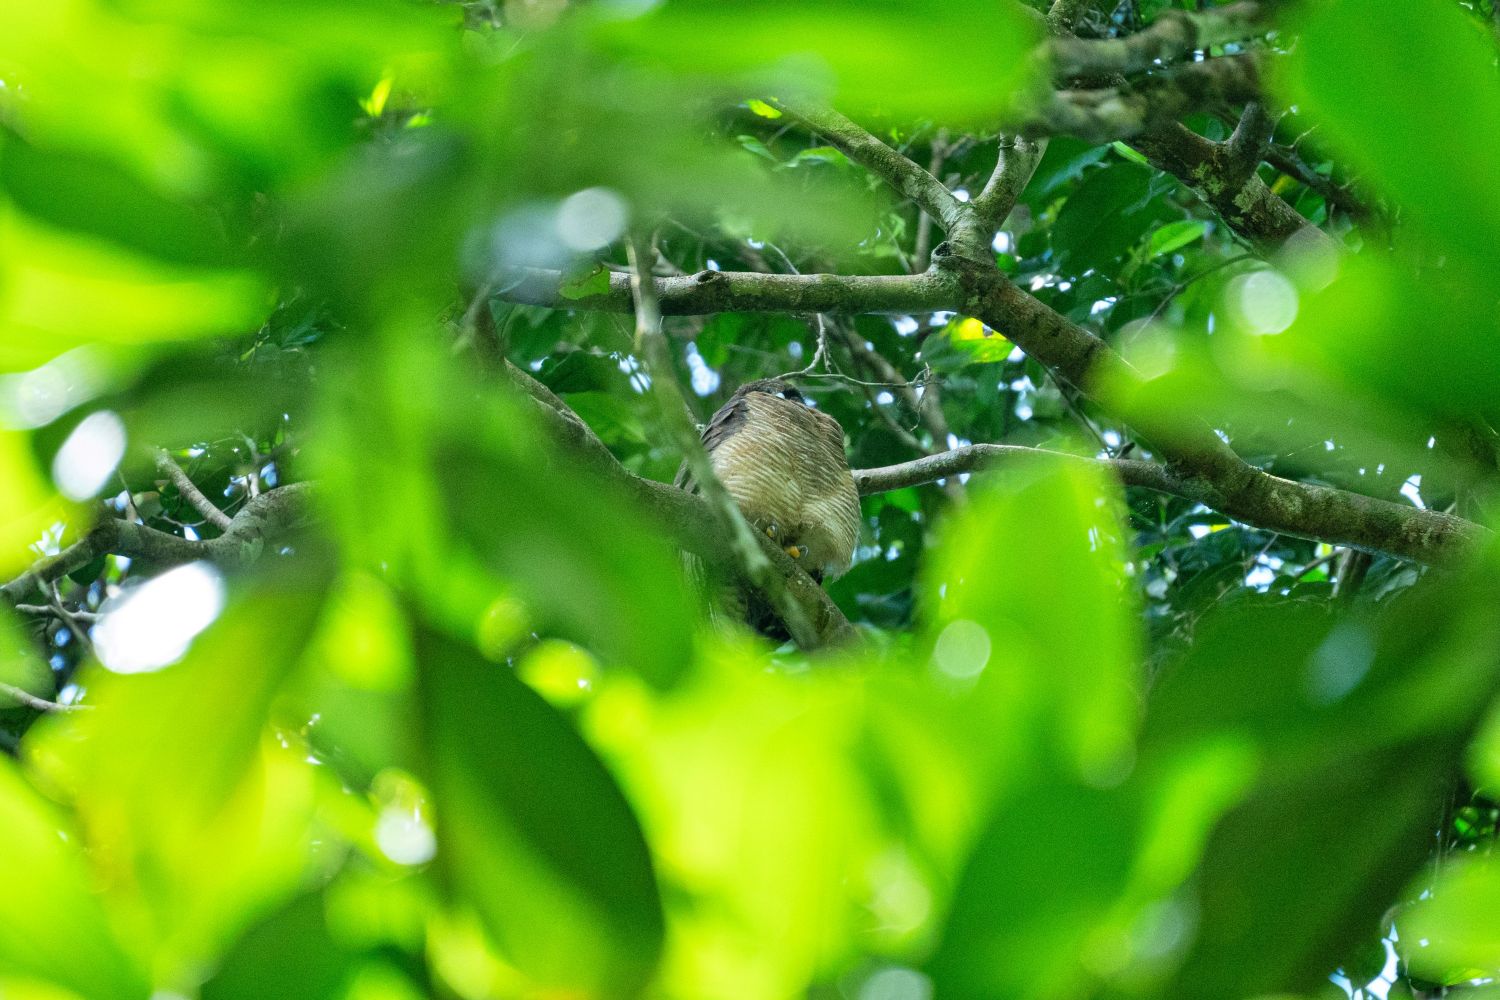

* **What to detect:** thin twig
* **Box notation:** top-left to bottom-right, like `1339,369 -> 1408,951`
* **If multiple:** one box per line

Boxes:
49,582 -> 94,657
0,681 -> 89,713
912,129 -> 951,271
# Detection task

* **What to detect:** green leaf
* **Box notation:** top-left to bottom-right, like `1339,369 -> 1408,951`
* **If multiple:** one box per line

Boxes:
784,145 -> 854,169
558,262 -> 612,301
1051,163 -> 1156,277
921,456 -> 1140,784
1145,576 -> 1500,998
312,336 -> 696,687
201,892 -> 355,1000
917,458 -> 1145,998
746,98 -> 782,119
596,0 -> 1041,124
1277,0 -> 1500,265
943,315 -> 1013,365
1400,857 -> 1500,984
734,133 -> 778,161
26,559 -> 334,977
592,647 -> 898,999
0,608 -> 56,710
1110,140 -> 1150,166
415,627 -> 664,995
0,756 -> 150,1000
928,773 -> 1139,999
1029,137 -> 1110,199
0,132 -> 238,268
0,431 -> 69,573
0,211 -> 269,368
1146,220 -> 1210,259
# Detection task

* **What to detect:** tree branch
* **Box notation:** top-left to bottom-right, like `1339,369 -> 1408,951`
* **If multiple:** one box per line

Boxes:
855,444 -> 1181,494
1047,0 -> 1100,34
974,135 -> 1049,231
1131,122 -> 1338,255
495,261 -> 1484,569
1222,101 -> 1276,190
0,681 -> 89,713
0,483 -> 316,607
854,444 -> 1486,568
153,449 -> 233,532
1023,54 -> 1263,143
775,103 -> 964,231
496,266 -> 957,315
1050,2 -> 1268,79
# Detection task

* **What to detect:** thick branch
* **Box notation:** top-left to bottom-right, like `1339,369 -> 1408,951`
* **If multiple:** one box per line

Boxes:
1050,3 -> 1268,78
776,103 -> 964,231
1022,55 -> 1263,143
1132,122 -> 1337,255
1222,101 -> 1276,191
1047,0 -> 1099,34
854,444 -> 1487,567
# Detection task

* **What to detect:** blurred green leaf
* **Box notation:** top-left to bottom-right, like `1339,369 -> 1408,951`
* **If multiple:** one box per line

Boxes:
415,626 -> 664,996
922,456 -> 1140,783
928,773 -> 1138,1000
1277,0 -> 1500,264
917,457 -> 1143,997
1144,575 -> 1500,998
594,0 -> 1041,124
1400,856 -> 1500,985
0,0 -> 454,192
589,648 -> 894,999
312,335 -> 694,686
0,608 -> 56,710
25,558 -> 333,978
0,132 -> 238,268
0,209 -> 268,367
0,756 -> 149,1000
0,430 -> 70,576
201,891 -> 354,1000
291,572 -> 418,789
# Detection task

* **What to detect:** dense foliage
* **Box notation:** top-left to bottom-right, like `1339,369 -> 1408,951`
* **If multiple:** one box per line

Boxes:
2,1 -> 1500,998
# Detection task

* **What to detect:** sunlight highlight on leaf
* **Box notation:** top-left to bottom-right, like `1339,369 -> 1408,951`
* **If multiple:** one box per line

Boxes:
0,210 -> 268,367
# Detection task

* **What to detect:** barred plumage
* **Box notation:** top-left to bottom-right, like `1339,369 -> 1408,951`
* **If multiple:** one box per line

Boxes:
677,378 -> 860,634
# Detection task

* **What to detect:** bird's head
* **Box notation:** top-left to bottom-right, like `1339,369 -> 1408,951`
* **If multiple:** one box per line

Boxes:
735,378 -> 806,404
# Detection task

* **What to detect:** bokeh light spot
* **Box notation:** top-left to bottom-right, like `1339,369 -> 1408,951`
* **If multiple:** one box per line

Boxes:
931,619 -> 992,679
95,562 -> 226,674
556,187 -> 628,252
52,410 -> 126,500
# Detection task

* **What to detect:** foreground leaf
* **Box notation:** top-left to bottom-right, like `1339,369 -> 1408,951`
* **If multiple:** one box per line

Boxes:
415,626 -> 664,996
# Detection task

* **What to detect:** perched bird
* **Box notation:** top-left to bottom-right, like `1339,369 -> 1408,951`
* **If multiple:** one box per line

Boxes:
677,378 -> 860,632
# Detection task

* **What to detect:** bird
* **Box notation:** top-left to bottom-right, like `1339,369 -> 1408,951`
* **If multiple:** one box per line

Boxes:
676,377 -> 860,633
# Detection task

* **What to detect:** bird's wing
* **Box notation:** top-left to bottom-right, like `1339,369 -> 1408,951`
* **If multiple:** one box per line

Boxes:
674,393 -> 750,491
